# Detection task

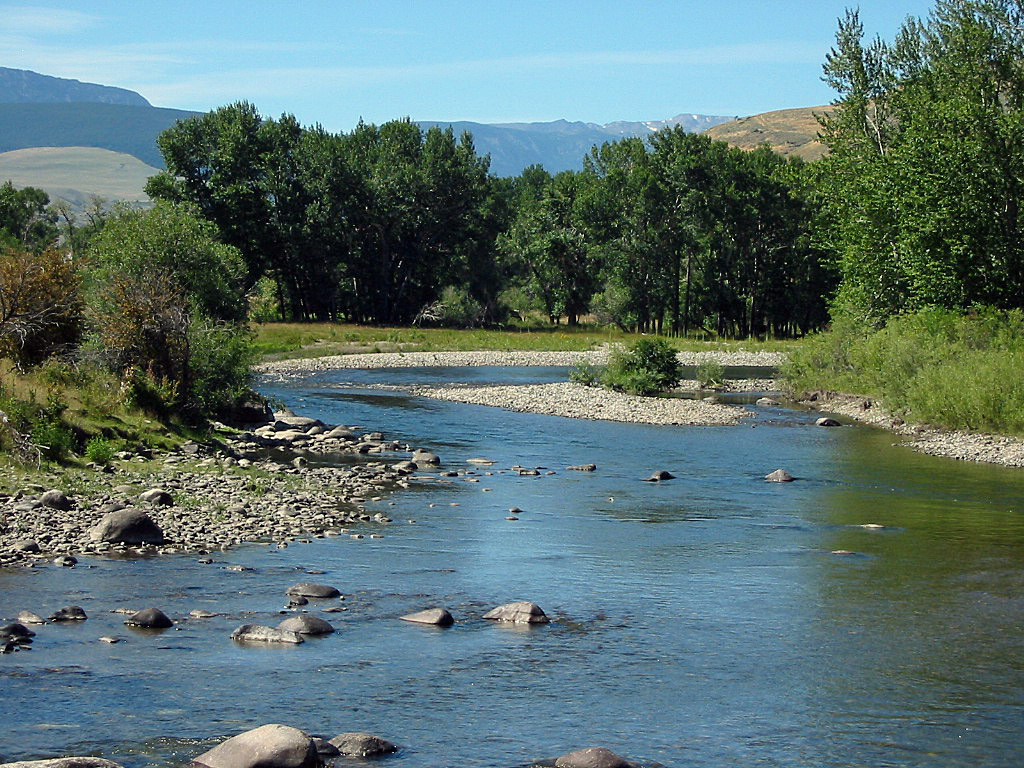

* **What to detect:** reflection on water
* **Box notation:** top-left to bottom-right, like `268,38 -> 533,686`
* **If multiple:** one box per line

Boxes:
1,366 -> 1022,768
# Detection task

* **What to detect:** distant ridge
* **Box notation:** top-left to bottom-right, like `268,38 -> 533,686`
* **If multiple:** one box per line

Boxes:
704,105 -> 830,161
0,66 -> 150,106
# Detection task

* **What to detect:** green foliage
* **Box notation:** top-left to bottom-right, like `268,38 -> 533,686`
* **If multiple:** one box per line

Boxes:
600,338 -> 682,395
569,360 -> 601,386
84,435 -> 116,465
696,359 -> 725,388
187,319 -> 257,416
414,286 -> 485,328
0,181 -> 57,250
0,388 -> 74,462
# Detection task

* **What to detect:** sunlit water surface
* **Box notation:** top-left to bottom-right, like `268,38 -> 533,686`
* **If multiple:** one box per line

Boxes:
1,366 -> 1022,768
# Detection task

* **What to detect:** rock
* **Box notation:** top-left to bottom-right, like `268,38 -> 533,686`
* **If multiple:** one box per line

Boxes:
764,469 -> 795,482
99,636 -> 120,644
755,397 -> 780,407
139,488 -> 174,506
230,624 -> 304,644
189,724 -> 318,768
518,468 -> 540,476
643,470 -> 676,482
219,395 -> 273,426
39,489 -> 72,510
124,608 -> 173,629
0,759 -> 125,768
400,608 -> 454,627
272,415 -> 324,432
286,583 -> 341,599
291,457 -> 308,469
189,609 -> 219,619
815,416 -> 841,427
412,450 -> 441,465
466,457 -> 495,465
49,606 -> 87,622
89,508 -> 165,545
482,601 -> 549,624
0,622 -> 35,641
277,616 -> 335,635
53,555 -> 77,567
555,747 -> 633,768
12,539 -> 40,553
567,464 -> 597,472
16,610 -> 46,625
311,738 -> 340,758
328,733 -> 397,758
288,595 -> 309,607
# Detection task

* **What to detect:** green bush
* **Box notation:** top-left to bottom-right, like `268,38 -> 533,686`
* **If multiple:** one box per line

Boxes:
84,435 -> 116,465
32,419 -> 75,461
696,359 -> 725,388
600,338 -> 681,395
569,360 -> 602,386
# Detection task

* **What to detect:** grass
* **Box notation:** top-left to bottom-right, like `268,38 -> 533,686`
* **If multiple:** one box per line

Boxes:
253,321 -> 802,361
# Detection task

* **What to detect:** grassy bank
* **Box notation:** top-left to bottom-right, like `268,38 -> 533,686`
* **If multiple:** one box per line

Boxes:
785,309 -> 1024,435
253,322 -> 801,360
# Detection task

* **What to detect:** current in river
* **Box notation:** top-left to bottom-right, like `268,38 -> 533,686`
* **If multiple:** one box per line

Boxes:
1,365 -> 1023,768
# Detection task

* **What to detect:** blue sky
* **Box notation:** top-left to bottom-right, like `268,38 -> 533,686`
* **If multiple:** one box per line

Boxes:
2,1 -> 936,130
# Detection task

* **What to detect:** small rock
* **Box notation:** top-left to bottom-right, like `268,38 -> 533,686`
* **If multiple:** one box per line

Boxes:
12,539 -> 41,553
400,608 -> 454,627
124,608 -> 173,629
764,469 -> 795,482
139,488 -> 174,506
99,636 -> 121,644
49,605 -> 88,622
286,583 -> 341,599
815,417 -> 841,427
39,489 -> 72,510
756,397 -> 780,407
643,470 -> 676,482
412,451 -> 441,465
16,610 -> 46,625
53,555 -> 77,567
483,601 -> 549,624
230,624 -> 304,644
555,747 -> 633,768
567,464 -> 597,472
328,733 -> 397,758
189,609 -> 219,619
277,616 -> 335,635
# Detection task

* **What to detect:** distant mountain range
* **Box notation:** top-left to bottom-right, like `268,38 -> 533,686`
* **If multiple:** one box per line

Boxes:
0,67 -> 825,207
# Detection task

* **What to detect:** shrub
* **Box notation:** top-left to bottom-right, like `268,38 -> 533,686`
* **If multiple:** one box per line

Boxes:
569,360 -> 602,386
84,436 -> 116,465
32,419 -> 75,461
696,359 -> 725,388
600,339 -> 681,395
415,286 -> 484,328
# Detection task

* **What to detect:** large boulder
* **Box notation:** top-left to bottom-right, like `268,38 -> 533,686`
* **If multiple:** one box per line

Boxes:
39,489 -> 72,511
286,583 -> 341,599
189,724 -> 319,768
555,748 -> 633,768
124,608 -> 173,629
272,415 -> 324,432
328,733 -> 397,758
400,608 -> 454,627
139,488 -> 173,506
815,416 -> 841,427
230,625 -> 304,644
89,508 -> 165,545
49,606 -> 87,622
411,450 -> 440,465
482,601 -> 549,624
277,616 -> 335,635
0,759 -> 125,768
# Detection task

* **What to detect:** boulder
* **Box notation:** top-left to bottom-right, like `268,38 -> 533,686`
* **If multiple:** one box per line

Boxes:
189,724 -> 318,768
16,610 -> 46,625
400,608 -> 454,627
286,583 -> 341,599
89,508 -> 165,545
124,608 -> 173,629
311,738 -> 340,758
555,748 -> 633,768
815,417 -> 841,427
277,616 -> 335,635
755,397 -> 780,407
12,539 -> 40,553
218,394 -> 273,426
567,464 -> 597,472
0,759 -> 125,768
328,733 -> 397,758
0,622 -> 35,641
230,624 -> 304,644
412,451 -> 441,465
53,555 -> 77,567
642,470 -> 676,482
39,489 -> 72,511
482,601 -> 549,624
324,426 -> 357,440
139,488 -> 174,506
272,415 -> 324,432
764,469 -> 795,483
49,606 -> 87,622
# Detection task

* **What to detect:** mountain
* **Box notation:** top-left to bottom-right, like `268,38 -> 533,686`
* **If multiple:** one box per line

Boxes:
0,66 -> 150,106
0,147 -> 157,208
421,114 -> 734,176
704,106 -> 830,161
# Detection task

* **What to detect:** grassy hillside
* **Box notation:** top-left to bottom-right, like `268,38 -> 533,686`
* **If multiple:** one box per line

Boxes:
0,147 -> 157,208
705,105 -> 830,161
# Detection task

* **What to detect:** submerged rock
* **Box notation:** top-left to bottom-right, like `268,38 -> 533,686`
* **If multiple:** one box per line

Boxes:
400,608 -> 454,627
277,616 -> 335,635
642,470 -> 676,482
764,469 -> 795,482
230,624 -> 304,644
286,583 -> 341,599
328,732 -> 397,758
482,601 -> 549,624
0,759 -> 125,768
124,608 -> 173,629
555,747 -> 634,768
189,723 -> 319,768
567,463 -> 597,472
815,416 -> 841,427
49,606 -> 87,622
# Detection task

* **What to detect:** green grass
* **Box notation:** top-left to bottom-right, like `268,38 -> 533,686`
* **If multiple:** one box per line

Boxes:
253,321 -> 801,360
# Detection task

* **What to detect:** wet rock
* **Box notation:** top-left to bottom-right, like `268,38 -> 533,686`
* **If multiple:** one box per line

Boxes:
230,624 -> 304,644
189,609 -> 219,619
756,397 -> 780,407
311,738 -> 340,758
17,610 -> 46,625
412,450 -> 440,465
764,469 -> 795,482
466,457 -> 496,465
139,488 -> 174,506
400,608 -> 454,627
328,733 -> 397,758
272,415 -> 324,432
0,759 -> 126,768
567,464 -> 597,472
518,468 -> 540,476
286,583 -> 341,599
288,595 -> 309,607
189,723 -> 318,768
815,417 -> 841,427
0,622 -> 35,641
49,606 -> 87,622
99,636 -> 120,644
642,470 -> 676,482
89,508 -> 165,545
277,615 -> 335,635
12,539 -> 40,553
124,608 -> 173,629
39,489 -> 72,511
555,747 -> 633,768
53,555 -> 77,567
482,601 -> 549,624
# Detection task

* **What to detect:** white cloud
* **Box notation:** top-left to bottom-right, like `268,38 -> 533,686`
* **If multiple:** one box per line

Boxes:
0,4 -> 96,34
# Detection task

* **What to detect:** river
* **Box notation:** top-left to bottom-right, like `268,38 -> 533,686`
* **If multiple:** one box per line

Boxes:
1,366 -> 1022,768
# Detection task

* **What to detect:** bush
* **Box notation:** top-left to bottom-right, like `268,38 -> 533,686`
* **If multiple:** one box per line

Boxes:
696,358 -> 725,388
415,286 -> 484,328
84,435 -> 116,465
569,360 -> 602,386
32,419 -> 75,461
600,338 -> 681,395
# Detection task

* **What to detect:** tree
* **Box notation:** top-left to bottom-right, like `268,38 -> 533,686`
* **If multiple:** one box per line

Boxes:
0,181 -> 57,251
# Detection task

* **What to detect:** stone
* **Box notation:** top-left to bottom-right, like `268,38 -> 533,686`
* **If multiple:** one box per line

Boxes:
277,616 -> 335,635
139,488 -> 174,506
124,608 -> 173,629
400,608 -> 454,627
230,624 -> 304,644
17,610 -> 46,625
272,415 -> 324,432
555,747 -> 633,768
311,738 -> 340,758
39,489 -> 72,511
328,733 -> 397,758
756,397 -> 780,407
99,636 -> 120,644
189,724 -> 318,768
286,583 -> 341,599
482,601 -> 549,624
764,469 -> 795,482
567,464 -> 597,471
412,451 -> 441,465
815,417 -> 841,427
643,470 -> 676,482
53,555 -> 77,567
0,622 -> 35,641
466,457 -> 496,465
0,759 -> 125,768
49,605 -> 87,622
189,609 -> 219,619
89,508 -> 165,545
12,539 -> 40,553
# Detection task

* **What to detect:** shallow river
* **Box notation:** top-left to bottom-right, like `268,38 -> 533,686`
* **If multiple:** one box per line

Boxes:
2,366 -> 1023,768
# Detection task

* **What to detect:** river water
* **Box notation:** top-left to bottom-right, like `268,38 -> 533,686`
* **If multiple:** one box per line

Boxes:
2,366 -> 1023,768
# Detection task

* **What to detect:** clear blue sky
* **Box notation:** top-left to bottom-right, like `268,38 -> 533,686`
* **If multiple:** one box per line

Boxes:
2,1 -> 937,130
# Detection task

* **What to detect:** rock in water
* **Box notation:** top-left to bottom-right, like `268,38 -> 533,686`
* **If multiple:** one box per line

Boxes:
276,616 -> 335,635
412,450 -> 441,465
189,724 -> 319,768
643,470 -> 676,482
815,417 -> 841,427
230,624 -> 304,644
286,583 -> 341,599
49,606 -> 87,622
400,608 -> 454,626
555,747 -> 633,768
124,608 -> 173,629
482,601 -> 549,624
16,610 -> 46,625
764,469 -> 795,482
89,508 -> 165,545
0,759 -> 126,768
328,733 -> 398,758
